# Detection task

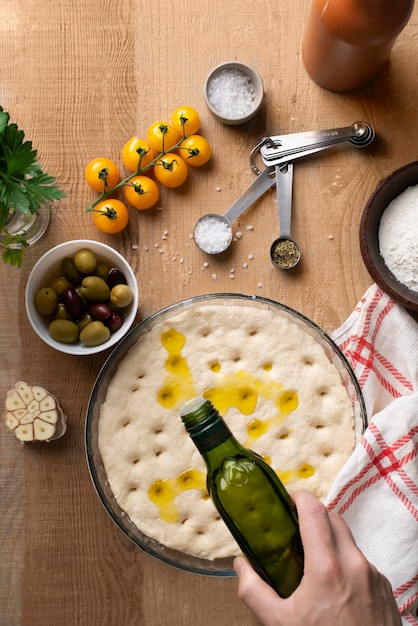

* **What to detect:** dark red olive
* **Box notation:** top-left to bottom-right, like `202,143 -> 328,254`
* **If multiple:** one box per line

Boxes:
107,267 -> 127,289
88,302 -> 112,321
106,312 -> 123,333
62,287 -> 84,320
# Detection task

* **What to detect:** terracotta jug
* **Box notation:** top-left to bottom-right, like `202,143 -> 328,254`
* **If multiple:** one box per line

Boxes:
302,0 -> 415,92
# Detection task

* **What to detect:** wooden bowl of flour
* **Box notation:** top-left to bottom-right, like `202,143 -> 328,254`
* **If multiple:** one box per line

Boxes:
360,161 -> 418,311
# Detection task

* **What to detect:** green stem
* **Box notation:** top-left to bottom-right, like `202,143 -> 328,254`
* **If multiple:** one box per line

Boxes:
84,133 -> 190,214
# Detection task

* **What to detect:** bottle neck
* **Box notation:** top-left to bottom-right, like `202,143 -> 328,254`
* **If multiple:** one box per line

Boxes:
181,397 -> 233,454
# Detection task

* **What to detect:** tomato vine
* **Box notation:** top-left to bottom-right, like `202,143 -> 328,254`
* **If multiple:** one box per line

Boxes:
84,106 -> 211,233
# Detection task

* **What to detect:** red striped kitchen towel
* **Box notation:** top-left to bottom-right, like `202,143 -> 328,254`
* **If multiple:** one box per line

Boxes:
327,284 -> 418,625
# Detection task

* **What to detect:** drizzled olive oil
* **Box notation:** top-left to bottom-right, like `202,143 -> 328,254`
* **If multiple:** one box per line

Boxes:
148,468 -> 208,523
180,396 -> 304,598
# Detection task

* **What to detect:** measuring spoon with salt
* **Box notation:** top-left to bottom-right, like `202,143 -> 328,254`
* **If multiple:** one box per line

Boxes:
193,166 -> 275,254
269,163 -> 301,270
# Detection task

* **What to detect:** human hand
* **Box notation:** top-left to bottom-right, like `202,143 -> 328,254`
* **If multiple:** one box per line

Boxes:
234,490 -> 401,626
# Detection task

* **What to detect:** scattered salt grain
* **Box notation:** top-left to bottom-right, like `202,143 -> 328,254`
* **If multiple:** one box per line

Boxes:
248,253 -> 254,260
212,273 -> 218,280
257,282 -> 263,288
242,262 -> 249,269
229,274 -> 235,279
193,215 -> 232,254
154,242 -> 159,248
207,68 -> 255,118
235,231 -> 243,239
246,225 -> 254,231
215,186 -> 222,192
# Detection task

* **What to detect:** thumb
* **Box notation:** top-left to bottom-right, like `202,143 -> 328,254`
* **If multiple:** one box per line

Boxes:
234,556 -> 285,624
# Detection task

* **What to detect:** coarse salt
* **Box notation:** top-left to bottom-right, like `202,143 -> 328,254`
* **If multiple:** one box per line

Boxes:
193,215 -> 232,254
207,68 -> 255,118
379,185 -> 418,293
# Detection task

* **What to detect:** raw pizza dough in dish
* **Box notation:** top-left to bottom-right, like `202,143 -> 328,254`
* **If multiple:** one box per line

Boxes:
98,302 -> 355,560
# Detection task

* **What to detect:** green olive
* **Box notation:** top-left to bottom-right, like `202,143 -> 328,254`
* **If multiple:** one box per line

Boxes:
54,303 -> 73,320
34,287 -> 58,316
61,257 -> 82,283
95,262 -> 111,280
74,248 -> 97,274
110,284 -> 134,309
49,319 -> 79,343
48,275 -> 71,296
79,320 -> 110,347
75,285 -> 88,306
81,276 -> 110,301
78,312 -> 94,331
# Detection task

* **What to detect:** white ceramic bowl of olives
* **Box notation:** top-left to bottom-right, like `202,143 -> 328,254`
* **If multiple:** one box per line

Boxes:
25,240 -> 139,355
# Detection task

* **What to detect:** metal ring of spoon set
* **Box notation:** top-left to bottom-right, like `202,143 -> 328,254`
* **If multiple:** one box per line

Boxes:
192,122 -> 375,268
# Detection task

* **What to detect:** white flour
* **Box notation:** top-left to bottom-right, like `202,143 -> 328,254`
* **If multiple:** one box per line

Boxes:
378,185 -> 418,293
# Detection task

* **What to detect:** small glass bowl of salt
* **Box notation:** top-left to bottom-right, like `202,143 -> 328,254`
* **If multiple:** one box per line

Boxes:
204,61 -> 264,125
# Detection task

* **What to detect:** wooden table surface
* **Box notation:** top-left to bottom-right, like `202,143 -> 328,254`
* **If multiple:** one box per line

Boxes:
1,1 -> 418,624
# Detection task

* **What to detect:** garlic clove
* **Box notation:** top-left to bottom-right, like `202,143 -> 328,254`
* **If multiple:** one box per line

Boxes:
14,423 -> 35,442
3,381 -> 67,443
4,412 -> 19,430
33,418 -> 57,441
5,390 -> 26,412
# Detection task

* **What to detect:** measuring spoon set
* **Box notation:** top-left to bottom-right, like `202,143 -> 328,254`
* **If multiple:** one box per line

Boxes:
193,122 -> 375,269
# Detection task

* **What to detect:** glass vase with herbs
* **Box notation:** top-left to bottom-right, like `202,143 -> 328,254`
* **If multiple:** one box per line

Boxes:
0,107 -> 65,266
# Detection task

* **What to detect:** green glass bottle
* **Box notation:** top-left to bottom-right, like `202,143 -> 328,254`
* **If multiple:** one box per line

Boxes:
180,396 -> 304,598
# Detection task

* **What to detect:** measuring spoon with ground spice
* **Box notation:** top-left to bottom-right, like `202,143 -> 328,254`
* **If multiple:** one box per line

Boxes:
270,163 -> 301,270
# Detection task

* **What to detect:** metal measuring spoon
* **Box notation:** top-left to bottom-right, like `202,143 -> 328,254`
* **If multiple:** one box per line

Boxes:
193,166 -> 275,254
270,163 -> 301,269
259,121 -> 375,166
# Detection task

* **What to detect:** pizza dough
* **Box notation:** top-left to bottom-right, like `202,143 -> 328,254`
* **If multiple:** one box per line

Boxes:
98,302 -> 356,560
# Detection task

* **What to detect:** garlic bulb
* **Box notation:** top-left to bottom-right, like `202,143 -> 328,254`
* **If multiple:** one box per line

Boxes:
3,381 -> 67,442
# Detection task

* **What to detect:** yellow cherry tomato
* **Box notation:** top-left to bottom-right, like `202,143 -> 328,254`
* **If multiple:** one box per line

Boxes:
147,121 -> 181,153
124,175 -> 160,210
179,135 -> 212,167
92,199 -> 129,234
121,137 -> 155,172
85,157 -> 120,193
154,153 -> 188,188
171,106 -> 200,137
